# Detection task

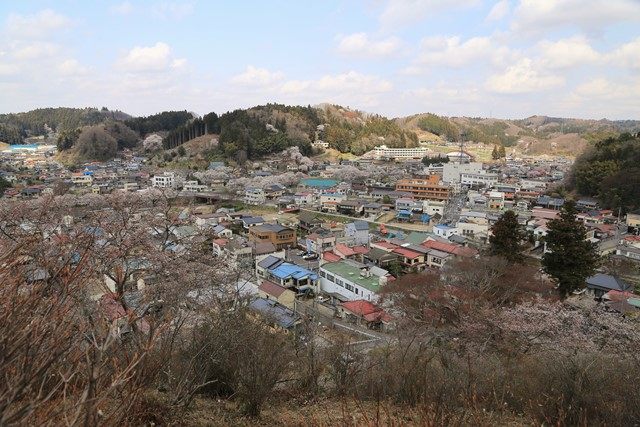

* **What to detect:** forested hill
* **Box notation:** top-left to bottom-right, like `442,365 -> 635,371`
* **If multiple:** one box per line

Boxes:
397,113 -> 640,156
0,107 -> 130,144
569,133 -> 640,213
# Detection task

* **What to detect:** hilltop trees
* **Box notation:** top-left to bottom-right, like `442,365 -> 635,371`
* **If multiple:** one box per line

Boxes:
489,210 -> 526,263
542,200 -> 600,297
570,133 -> 640,212
75,125 -> 118,161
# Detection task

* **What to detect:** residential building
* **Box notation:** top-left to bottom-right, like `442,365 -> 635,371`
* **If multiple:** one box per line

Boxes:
392,246 -> 425,272
626,211 -> 640,230
258,280 -> 296,309
256,255 -> 317,292
395,175 -> 450,201
585,274 -> 633,299
460,171 -> 498,188
423,200 -> 445,216
71,173 -> 93,186
319,260 -> 389,301
151,172 -> 176,188
245,188 -> 266,205
442,162 -> 483,184
433,224 -> 459,239
183,181 -> 208,192
248,223 -> 297,250
344,220 -> 370,245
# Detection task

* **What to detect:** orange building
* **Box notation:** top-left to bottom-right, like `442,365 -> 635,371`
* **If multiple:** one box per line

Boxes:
395,175 -> 450,201
248,224 -> 297,250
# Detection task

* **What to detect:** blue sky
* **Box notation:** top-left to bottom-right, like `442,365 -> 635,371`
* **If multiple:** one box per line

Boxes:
0,0 -> 639,119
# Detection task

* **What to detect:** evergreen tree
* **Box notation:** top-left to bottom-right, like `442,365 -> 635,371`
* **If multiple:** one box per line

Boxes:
491,145 -> 499,160
542,200 -> 600,297
499,145 -> 506,158
489,210 -> 526,263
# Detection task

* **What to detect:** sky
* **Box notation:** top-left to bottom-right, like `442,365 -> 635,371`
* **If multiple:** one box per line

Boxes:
0,0 -> 639,120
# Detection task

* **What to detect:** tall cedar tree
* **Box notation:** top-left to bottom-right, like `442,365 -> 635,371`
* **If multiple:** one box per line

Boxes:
490,210 -> 526,263
542,200 -> 599,297
491,145 -> 500,160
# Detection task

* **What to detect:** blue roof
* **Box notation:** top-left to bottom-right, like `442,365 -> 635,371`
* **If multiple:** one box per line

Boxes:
269,262 -> 318,281
435,224 -> 454,230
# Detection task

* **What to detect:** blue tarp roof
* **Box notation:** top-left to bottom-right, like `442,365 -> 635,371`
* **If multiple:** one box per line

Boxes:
249,298 -> 300,329
269,262 -> 318,281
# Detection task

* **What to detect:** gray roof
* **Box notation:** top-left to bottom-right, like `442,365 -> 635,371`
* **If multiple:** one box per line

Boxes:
242,216 -> 265,225
586,274 -> 632,292
249,298 -> 300,329
257,255 -> 283,270
351,220 -> 369,231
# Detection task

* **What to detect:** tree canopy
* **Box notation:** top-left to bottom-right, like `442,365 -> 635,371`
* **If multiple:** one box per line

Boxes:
489,210 -> 526,263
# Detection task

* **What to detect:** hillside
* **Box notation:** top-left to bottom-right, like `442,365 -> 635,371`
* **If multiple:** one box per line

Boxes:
0,107 -> 130,144
398,113 -> 640,157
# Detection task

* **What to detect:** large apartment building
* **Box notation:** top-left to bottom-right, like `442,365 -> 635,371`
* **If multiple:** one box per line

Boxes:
395,175 -> 450,201
371,145 -> 429,160
248,223 -> 297,250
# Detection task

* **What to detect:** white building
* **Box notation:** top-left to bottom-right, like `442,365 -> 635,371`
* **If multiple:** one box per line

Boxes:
442,162 -> 483,184
71,174 -> 93,186
371,145 -> 429,160
183,181 -> 208,192
151,172 -> 176,189
319,260 -> 389,301
423,200 -> 446,216
245,188 -> 266,205
433,224 -> 459,239
460,171 -> 499,187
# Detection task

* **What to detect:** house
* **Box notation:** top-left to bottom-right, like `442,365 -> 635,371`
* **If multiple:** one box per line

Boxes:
338,300 -> 393,331
305,231 -> 336,254
626,211 -> 640,231
488,191 -> 505,210
344,220 -> 370,245
585,274 -> 633,299
363,202 -> 383,217
212,224 -> 233,238
396,198 -> 420,212
71,173 -> 93,186
364,247 -> 399,268
258,280 -> 296,309
183,181 -> 208,192
151,172 -> 176,188
336,200 -> 364,216
298,211 -> 323,231
616,236 -> 640,261
434,224 -> 458,239
256,255 -> 318,292
248,223 -> 296,250
294,192 -> 314,205
320,193 -> 347,212
319,260 -> 389,301
245,188 -> 266,205
249,298 -> 301,330
242,216 -> 265,229
425,249 -> 452,268
392,247 -> 425,272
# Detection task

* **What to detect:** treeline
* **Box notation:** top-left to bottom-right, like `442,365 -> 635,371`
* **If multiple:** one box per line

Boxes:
570,132 -> 640,213
125,111 -> 194,136
416,113 -> 460,141
163,112 -> 220,150
416,114 -> 519,146
0,107 -> 129,138
0,123 -> 25,144
324,115 -> 418,155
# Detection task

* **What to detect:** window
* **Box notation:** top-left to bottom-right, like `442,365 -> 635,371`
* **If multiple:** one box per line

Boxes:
327,274 -> 335,283
320,270 -> 326,278
355,288 -> 359,295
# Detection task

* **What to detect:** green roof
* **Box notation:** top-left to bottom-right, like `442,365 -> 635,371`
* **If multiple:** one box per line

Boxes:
321,261 -> 382,293
406,231 -> 430,245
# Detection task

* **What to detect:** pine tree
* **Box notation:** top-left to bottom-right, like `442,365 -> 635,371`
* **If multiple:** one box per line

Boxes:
489,210 -> 526,263
542,200 -> 600,297
491,145 -> 499,160
499,145 -> 506,158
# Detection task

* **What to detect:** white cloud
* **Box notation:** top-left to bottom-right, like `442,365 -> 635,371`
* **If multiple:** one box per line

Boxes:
231,66 -> 284,87
57,59 -> 89,76
486,0 -> 510,21
486,58 -> 564,93
379,0 -> 479,27
417,36 -> 494,67
511,0 -> 640,34
110,2 -> 134,15
11,42 -> 60,60
336,33 -> 402,58
574,77 -> 640,99
537,36 -> 601,68
0,63 -> 20,76
5,9 -> 71,39
282,71 -> 392,95
117,42 -> 185,72
607,38 -> 640,70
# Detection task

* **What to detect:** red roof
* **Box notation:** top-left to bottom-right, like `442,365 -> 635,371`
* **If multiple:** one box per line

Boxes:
374,241 -> 399,250
392,247 -> 422,259
351,245 -> 370,255
212,238 -> 228,246
259,280 -> 288,298
421,240 -> 477,257
335,243 -> 357,257
341,300 -> 393,323
323,251 -> 341,262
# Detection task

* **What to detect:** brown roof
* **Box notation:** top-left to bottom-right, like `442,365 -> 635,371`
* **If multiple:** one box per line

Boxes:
259,280 -> 288,298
